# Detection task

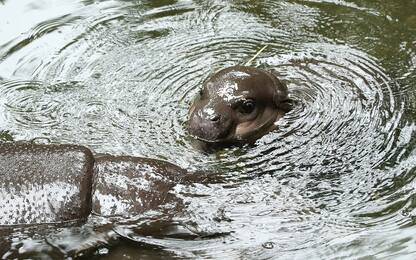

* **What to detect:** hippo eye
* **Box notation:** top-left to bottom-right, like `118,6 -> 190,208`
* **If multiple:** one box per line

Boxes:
238,99 -> 256,114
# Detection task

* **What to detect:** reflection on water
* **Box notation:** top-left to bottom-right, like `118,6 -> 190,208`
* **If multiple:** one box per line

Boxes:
0,0 -> 415,258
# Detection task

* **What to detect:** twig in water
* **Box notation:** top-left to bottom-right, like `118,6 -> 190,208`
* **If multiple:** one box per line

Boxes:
244,45 -> 268,66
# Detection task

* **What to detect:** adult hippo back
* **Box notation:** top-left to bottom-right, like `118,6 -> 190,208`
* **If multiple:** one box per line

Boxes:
0,143 -> 94,225
188,66 -> 292,144
0,143 -> 186,226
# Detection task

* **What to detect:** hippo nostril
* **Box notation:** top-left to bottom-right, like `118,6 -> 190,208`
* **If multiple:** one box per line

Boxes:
210,114 -> 221,122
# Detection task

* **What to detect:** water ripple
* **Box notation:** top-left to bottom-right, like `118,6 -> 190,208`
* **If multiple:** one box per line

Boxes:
0,0 -> 415,258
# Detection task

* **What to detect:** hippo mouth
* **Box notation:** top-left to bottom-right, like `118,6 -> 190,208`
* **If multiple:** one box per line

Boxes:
189,124 -> 266,145
189,126 -> 235,144
191,134 -> 232,144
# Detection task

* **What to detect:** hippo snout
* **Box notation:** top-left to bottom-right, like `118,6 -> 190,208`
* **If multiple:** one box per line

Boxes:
188,107 -> 233,142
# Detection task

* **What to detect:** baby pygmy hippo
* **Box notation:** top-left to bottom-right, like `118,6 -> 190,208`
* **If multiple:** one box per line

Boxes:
188,66 -> 291,144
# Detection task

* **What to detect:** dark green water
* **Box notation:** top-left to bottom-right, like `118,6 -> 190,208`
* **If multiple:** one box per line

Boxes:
0,0 -> 415,258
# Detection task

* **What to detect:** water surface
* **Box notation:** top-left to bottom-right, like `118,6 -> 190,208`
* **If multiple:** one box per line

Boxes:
0,0 -> 415,258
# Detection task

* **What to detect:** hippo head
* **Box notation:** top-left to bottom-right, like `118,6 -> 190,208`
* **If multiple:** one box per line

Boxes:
188,66 -> 291,145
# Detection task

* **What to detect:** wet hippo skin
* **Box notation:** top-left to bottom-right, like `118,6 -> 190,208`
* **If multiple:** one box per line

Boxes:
92,155 -> 186,218
0,143 -> 188,226
188,66 -> 292,144
0,143 -> 94,225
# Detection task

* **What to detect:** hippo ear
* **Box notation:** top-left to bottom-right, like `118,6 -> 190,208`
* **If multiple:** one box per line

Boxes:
277,98 -> 293,112
268,70 -> 290,110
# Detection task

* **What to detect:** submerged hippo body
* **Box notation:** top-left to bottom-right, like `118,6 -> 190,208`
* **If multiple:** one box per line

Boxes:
0,143 -> 186,226
92,155 -> 186,218
188,66 -> 291,144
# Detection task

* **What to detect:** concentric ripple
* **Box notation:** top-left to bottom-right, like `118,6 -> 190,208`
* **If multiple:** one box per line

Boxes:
0,0 -> 415,259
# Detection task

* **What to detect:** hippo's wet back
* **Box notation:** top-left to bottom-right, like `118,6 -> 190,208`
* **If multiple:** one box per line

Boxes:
0,143 -> 94,225
0,143 -> 188,226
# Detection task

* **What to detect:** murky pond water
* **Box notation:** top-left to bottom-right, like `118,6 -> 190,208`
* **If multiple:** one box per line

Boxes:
0,0 -> 415,258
